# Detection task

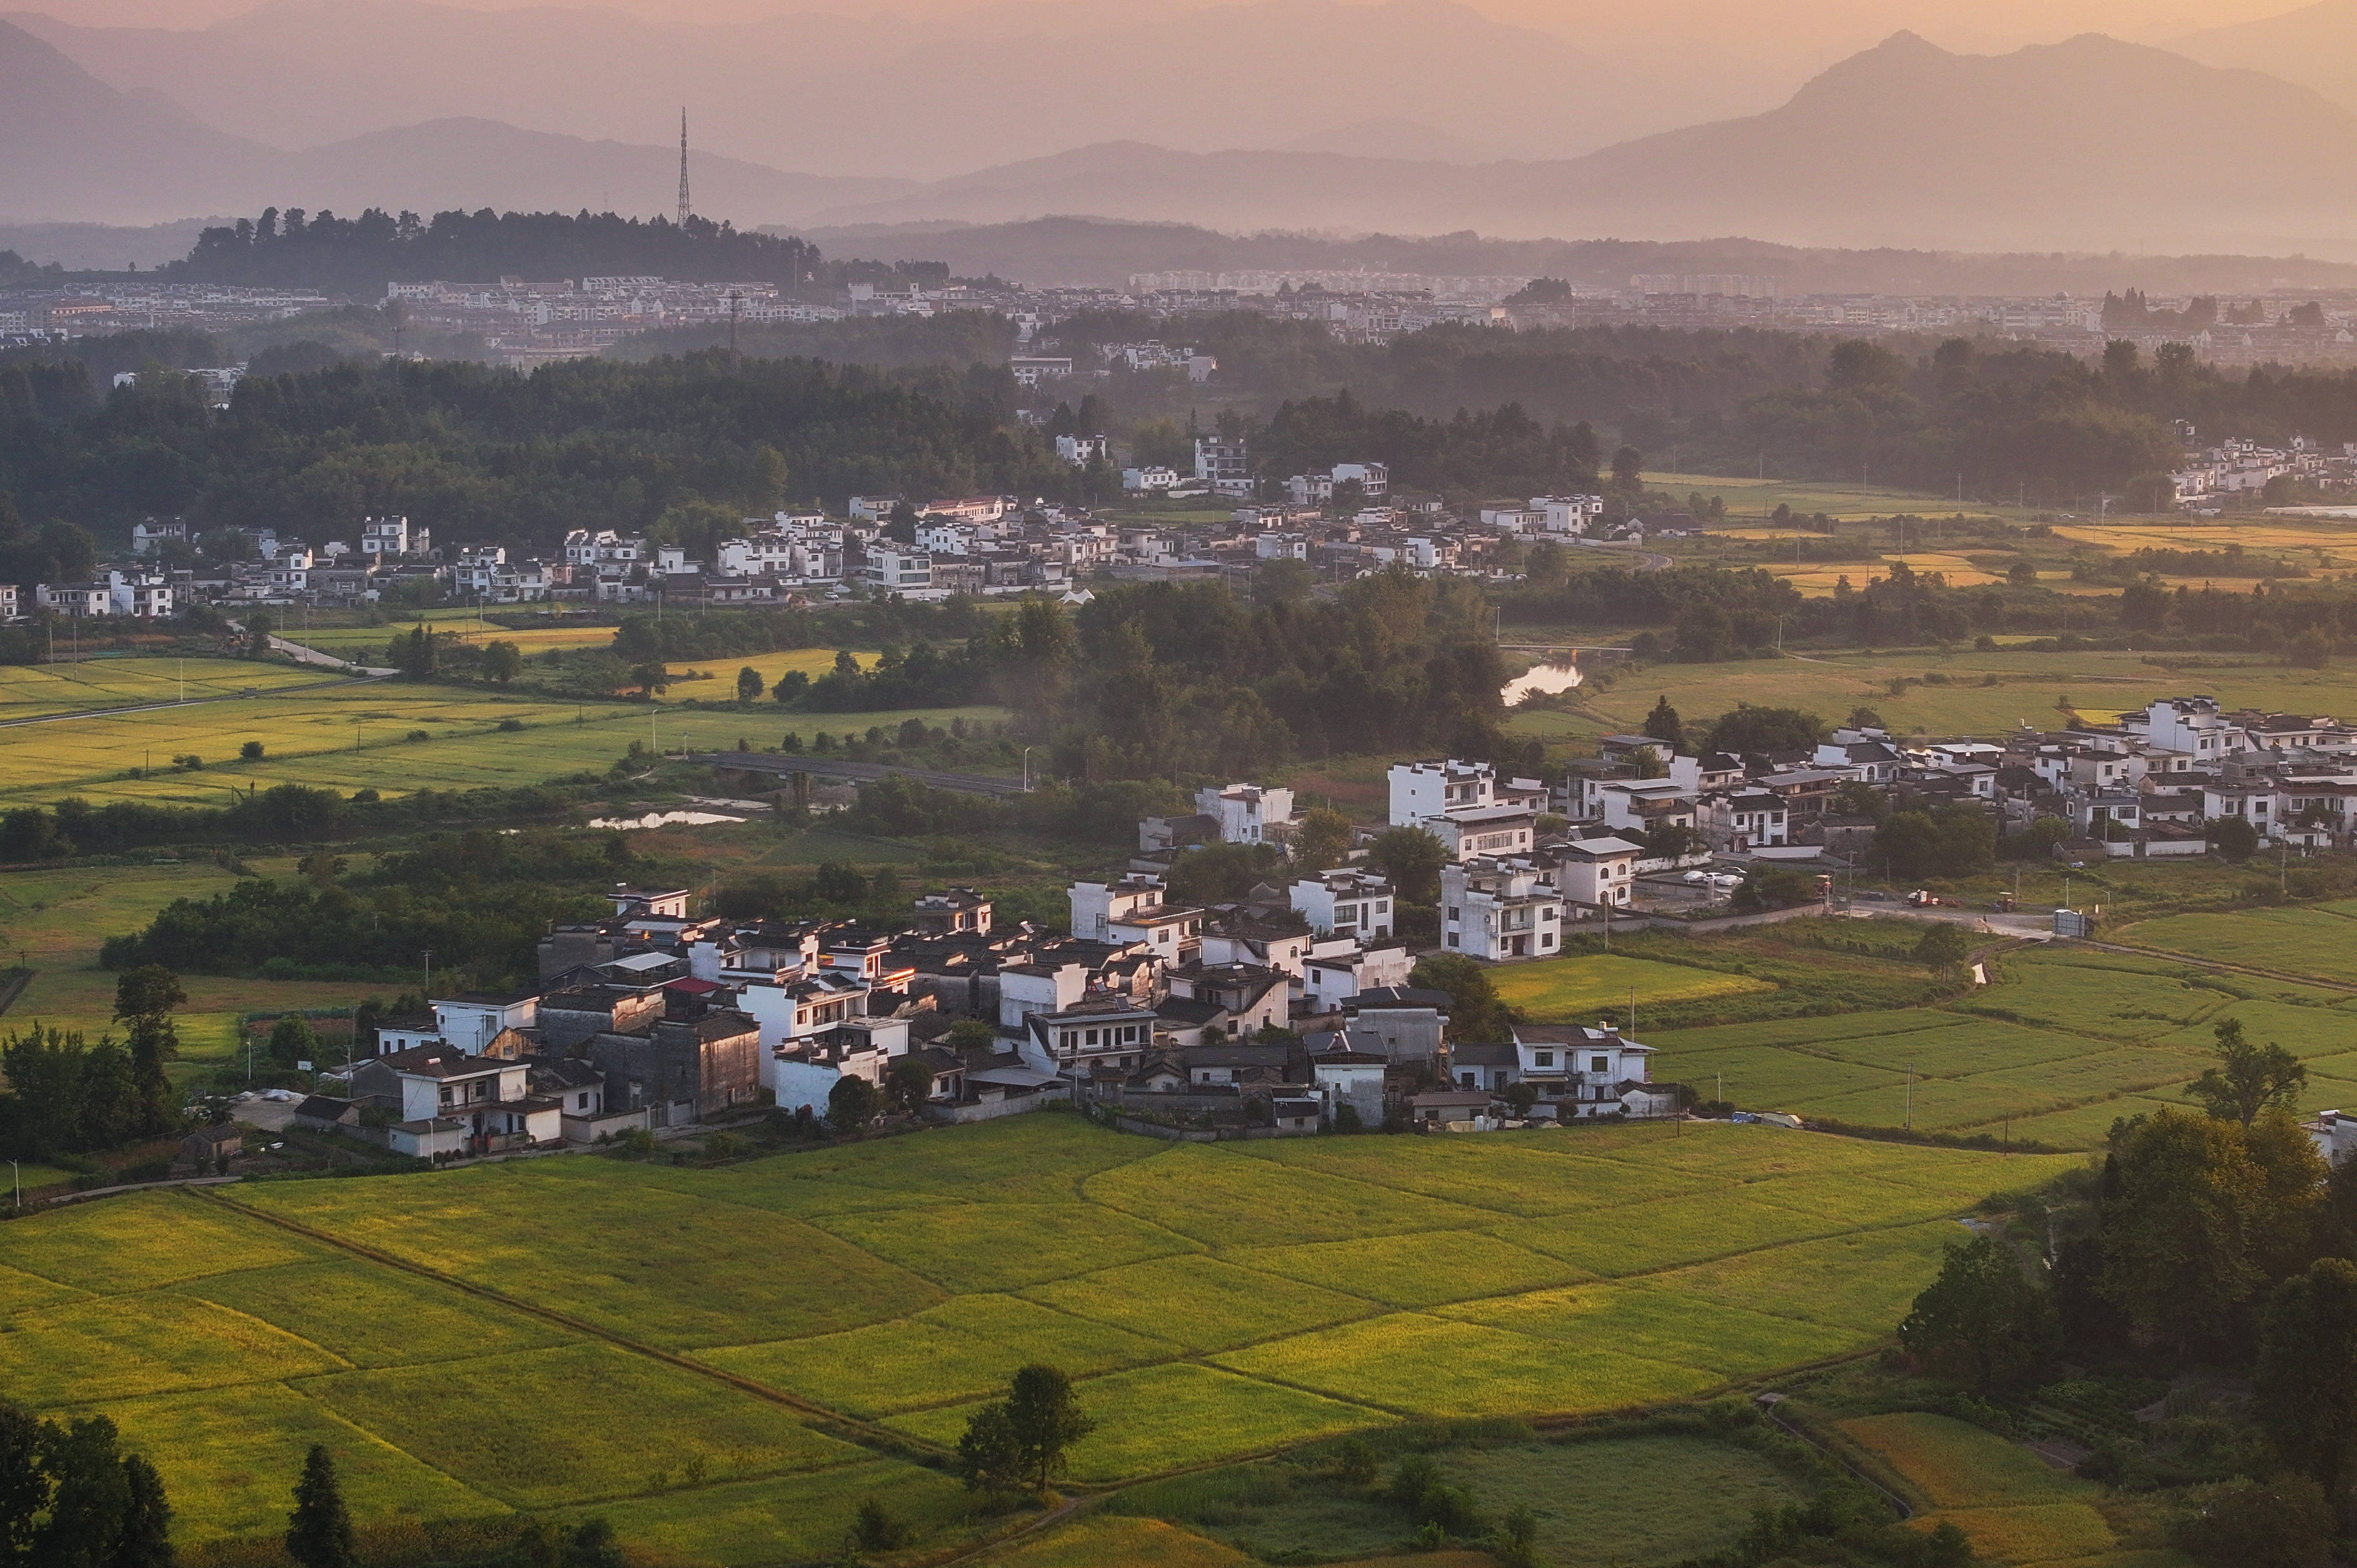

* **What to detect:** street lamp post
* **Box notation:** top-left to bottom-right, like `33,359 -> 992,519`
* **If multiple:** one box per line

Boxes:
1022,747 -> 1037,792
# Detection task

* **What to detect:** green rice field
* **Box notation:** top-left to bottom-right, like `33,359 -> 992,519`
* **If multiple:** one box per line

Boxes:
1,1114 -> 2067,1562
0,657 -> 326,720
0,665 -> 1002,810
1490,953 -> 1775,1023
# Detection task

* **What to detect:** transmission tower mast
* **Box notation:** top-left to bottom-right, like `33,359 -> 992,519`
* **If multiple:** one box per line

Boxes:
677,109 -> 691,227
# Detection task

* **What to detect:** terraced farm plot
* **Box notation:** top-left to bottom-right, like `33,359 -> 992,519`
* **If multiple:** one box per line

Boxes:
700,1294 -> 1172,1418
0,656 -> 325,719
1023,1255 -> 1375,1352
807,1200 -> 1197,1291
1956,954 -> 2221,1039
2119,907 -> 2357,984
1489,954 -> 1773,1022
97,1382 -> 511,1545
1224,1230 -> 1593,1310
2153,996 -> 2357,1060
978,1516 -> 1250,1567
1214,1312 -> 1720,1418
1837,1413 -> 2117,1566
1434,1282 -> 1873,1377
888,1363 -> 1392,1482
14,1117 -> 2073,1566
306,1343 -> 866,1509
0,1291 -> 347,1407
0,675 -> 1004,808
235,1168 -> 946,1348
182,1259 -> 572,1368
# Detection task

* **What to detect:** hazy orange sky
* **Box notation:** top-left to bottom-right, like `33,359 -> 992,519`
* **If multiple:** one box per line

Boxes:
24,0 -> 2304,41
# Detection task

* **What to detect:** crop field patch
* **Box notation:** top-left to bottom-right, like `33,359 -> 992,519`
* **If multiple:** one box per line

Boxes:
1991,1096 -> 2183,1149
1838,1413 -> 2080,1509
887,1363 -> 1393,1482
1492,1189 -> 1851,1278
584,1460 -> 980,1568
1223,1230 -> 1595,1310
1488,954 -> 1775,1022
1445,1434 -> 1814,1568
0,1261 -> 86,1316
2,1190 -> 325,1293
0,657 -> 325,719
1959,1045 -> 2210,1105
1912,1504 -> 2118,1566
1803,1020 -> 2105,1077
2121,908 -> 2357,984
711,1113 -> 1159,1204
1024,1255 -> 1376,1352
182,1259 -> 574,1368
1,1291 -> 347,1407
305,1343 -> 866,1509
698,1294 -> 1172,1418
1215,1312 -> 1720,1419
1661,1043 -> 1900,1109
1783,1075 -> 2081,1134
1434,1281 -> 1873,1375
235,1170 -> 946,1348
1645,1012 -> 1974,1054
1084,1144 -> 1498,1248
98,1381 -> 510,1544
1958,959 -> 2217,1040
982,1516 -> 1251,1567
1230,1135 -> 1722,1217
806,1201 -> 1198,1293
1657,1221 -> 1967,1329
2154,997 -> 2357,1061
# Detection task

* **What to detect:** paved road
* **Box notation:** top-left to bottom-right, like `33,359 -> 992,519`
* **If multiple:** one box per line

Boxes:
695,751 -> 1032,798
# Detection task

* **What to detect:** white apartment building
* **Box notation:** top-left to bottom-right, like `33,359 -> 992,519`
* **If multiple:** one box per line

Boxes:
1441,859 -> 1562,961
2140,697 -> 2252,761
1389,758 -> 1496,826
860,546 -> 933,594
105,570 -> 173,618
37,582 -> 110,617
1195,783 -> 1295,845
361,516 -> 412,558
1429,806 -> 1538,862
1195,437 -> 1253,496
1055,434 -> 1108,466
1290,869 -> 1394,939
1300,937 -> 1413,1011
1069,875 -> 1201,959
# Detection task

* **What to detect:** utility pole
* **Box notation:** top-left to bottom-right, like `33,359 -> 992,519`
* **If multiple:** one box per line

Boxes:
1904,1061 -> 1914,1130
423,949 -> 433,1001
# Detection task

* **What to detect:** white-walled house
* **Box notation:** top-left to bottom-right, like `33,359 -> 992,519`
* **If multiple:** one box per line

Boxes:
1555,836 -> 1642,909
1388,758 -> 1496,826
1195,783 -> 1295,845
429,992 -> 539,1052
1301,937 -> 1413,1011
1428,806 -> 1537,862
1290,868 -> 1394,939
1441,859 -> 1562,961
1509,1024 -> 1668,1118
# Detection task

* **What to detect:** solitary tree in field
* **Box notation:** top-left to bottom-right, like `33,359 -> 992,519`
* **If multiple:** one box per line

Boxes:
285,1446 -> 355,1568
112,965 -> 185,1139
1641,695 -> 1684,752
481,640 -> 522,684
735,666 -> 764,703
2186,1017 -> 2305,1127
955,1402 -> 1023,1495
1913,923 -> 1973,976
1004,1365 -> 1092,1491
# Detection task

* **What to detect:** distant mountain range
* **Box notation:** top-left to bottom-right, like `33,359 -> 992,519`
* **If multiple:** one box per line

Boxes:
2172,0 -> 2357,114
11,13 -> 2357,260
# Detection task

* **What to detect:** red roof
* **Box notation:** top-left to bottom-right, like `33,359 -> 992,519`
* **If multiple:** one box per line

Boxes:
664,978 -> 723,994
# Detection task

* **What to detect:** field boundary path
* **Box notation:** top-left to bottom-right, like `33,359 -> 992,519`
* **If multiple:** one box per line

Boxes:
2074,938 -> 2357,996
0,669 -> 392,728
696,750 -> 1030,798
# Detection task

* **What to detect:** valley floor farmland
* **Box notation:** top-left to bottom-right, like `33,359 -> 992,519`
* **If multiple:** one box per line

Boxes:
0,668 -> 1002,810
2,1115 -> 2068,1564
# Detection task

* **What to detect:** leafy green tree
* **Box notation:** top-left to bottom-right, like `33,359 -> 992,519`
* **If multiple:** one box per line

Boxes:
1004,1365 -> 1092,1490
1367,825 -> 1446,904
113,1454 -> 174,1568
1409,953 -> 1511,1042
1290,807 -> 1355,874
112,966 -> 184,1140
1701,704 -> 1823,758
851,1497 -> 909,1551
735,665 -> 764,703
2185,1017 -> 2305,1126
36,1416 -> 132,1568
883,1056 -> 934,1114
827,1074 -> 881,1134
0,1400 -> 53,1566
1641,695 -> 1684,751
267,1016 -> 319,1071
285,1446 -> 355,1568
1914,923 -> 1973,975
946,1017 -> 996,1054
630,661 -> 670,697
2256,1258 -> 2357,1507
954,1401 -> 1024,1494
2210,815 -> 2259,862
2099,1110 -> 2265,1353
2170,1474 -> 2333,1568
1899,1235 -> 2055,1392
480,640 -> 522,684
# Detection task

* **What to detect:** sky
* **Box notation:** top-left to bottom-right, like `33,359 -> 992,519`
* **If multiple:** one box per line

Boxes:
19,0 -> 2303,41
